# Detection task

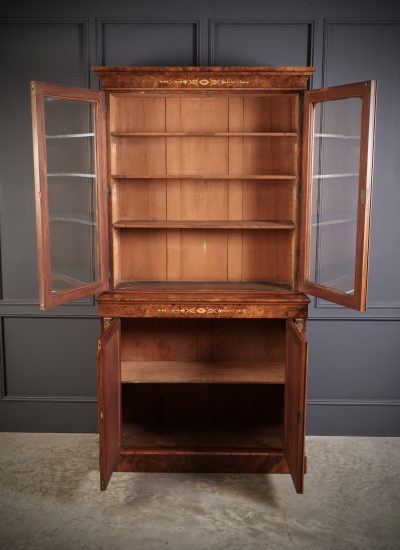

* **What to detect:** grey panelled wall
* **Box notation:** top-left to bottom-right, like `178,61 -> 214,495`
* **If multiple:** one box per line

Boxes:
0,0 -> 399,434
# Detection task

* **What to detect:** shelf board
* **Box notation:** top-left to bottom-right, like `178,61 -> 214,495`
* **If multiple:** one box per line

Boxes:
311,217 -> 356,227
121,360 -> 285,384
115,281 -> 292,292
50,215 -> 97,226
121,420 -> 283,451
314,133 -> 360,140
111,174 -> 297,181
113,220 -> 295,230
46,133 -> 95,139
51,272 -> 86,292
111,131 -> 297,137
313,173 -> 358,180
47,173 -> 96,179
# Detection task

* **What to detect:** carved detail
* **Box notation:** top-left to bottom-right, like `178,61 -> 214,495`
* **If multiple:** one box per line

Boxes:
159,78 -> 250,87
294,318 -> 304,332
103,317 -> 112,329
156,306 -> 246,315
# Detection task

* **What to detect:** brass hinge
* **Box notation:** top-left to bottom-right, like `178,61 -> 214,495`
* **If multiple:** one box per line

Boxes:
360,189 -> 367,205
297,411 -> 304,425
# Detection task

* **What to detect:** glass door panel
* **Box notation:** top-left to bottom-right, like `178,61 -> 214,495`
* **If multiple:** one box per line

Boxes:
31,83 -> 109,308
300,82 -> 376,310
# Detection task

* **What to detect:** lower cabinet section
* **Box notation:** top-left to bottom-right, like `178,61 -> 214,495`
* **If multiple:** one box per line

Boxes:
97,316 -> 307,493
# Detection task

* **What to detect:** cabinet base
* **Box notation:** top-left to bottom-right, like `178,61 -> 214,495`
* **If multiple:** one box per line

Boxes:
116,449 -> 290,474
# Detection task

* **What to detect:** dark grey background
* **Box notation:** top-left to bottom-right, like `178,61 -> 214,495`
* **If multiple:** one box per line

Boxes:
0,0 -> 399,434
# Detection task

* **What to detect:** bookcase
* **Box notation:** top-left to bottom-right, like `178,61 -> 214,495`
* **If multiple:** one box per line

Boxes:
31,67 -> 376,493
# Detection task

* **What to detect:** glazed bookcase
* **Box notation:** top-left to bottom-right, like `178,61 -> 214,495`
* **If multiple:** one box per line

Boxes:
31,67 -> 376,493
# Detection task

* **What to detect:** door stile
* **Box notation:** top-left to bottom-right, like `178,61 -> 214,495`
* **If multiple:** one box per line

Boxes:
97,317 -> 121,490
284,318 -> 308,493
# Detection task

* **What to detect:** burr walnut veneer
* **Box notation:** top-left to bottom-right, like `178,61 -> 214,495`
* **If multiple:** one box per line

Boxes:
31,66 -> 376,493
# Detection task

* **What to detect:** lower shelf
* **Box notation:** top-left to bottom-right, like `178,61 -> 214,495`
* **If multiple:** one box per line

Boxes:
116,449 -> 290,474
121,420 -> 283,451
121,360 -> 285,384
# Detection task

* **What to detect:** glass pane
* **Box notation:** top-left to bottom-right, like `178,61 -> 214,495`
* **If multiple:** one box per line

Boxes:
45,98 -> 99,293
309,98 -> 362,295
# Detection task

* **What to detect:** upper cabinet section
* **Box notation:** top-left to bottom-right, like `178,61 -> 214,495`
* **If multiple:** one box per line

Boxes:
93,66 -> 316,91
300,81 -> 377,311
31,82 -> 109,309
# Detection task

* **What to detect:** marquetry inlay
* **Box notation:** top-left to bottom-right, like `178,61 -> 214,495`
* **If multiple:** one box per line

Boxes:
156,306 -> 246,315
159,78 -> 250,87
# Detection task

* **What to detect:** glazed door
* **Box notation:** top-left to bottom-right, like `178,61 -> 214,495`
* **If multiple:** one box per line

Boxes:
284,319 -> 308,494
31,82 -> 109,309
97,318 -> 121,491
300,81 -> 377,310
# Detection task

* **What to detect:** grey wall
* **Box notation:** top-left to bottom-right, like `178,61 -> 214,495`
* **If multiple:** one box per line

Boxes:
0,0 -> 399,434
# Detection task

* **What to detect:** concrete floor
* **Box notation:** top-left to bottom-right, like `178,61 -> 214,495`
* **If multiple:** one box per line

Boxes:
0,434 -> 399,550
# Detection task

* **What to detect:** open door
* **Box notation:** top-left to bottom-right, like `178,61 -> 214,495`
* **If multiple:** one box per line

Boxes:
97,318 -> 121,491
31,82 -> 109,309
284,319 -> 308,494
300,81 -> 377,310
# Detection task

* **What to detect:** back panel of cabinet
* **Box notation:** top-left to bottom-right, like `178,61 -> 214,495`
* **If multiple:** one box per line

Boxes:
109,93 -> 300,288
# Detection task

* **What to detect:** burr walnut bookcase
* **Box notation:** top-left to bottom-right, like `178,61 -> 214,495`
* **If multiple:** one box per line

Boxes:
30,67 -> 376,493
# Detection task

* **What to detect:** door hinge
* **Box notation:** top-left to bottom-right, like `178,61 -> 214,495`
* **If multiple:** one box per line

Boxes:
103,102 -> 108,113
297,411 -> 304,425
360,189 -> 366,205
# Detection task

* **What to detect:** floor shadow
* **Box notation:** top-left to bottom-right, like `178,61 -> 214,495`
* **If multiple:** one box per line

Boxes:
118,472 -> 280,509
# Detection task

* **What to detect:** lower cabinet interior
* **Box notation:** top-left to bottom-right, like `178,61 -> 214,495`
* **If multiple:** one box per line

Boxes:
120,318 -> 286,454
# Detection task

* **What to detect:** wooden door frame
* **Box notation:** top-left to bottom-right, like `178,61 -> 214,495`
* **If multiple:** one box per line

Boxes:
31,81 -> 109,309
299,81 -> 377,310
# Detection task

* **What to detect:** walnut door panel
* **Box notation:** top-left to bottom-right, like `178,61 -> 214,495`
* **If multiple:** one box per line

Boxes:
97,318 -> 121,491
284,319 -> 308,494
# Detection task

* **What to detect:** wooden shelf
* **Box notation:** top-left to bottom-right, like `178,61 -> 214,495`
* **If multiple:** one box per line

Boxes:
111,174 -> 297,180
121,420 -> 283,451
113,220 -> 295,230
50,215 -> 96,226
46,133 -> 95,139
121,360 -> 285,384
314,133 -> 360,140
311,217 -> 356,227
313,173 -> 358,180
111,132 -> 297,137
114,281 -> 292,292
